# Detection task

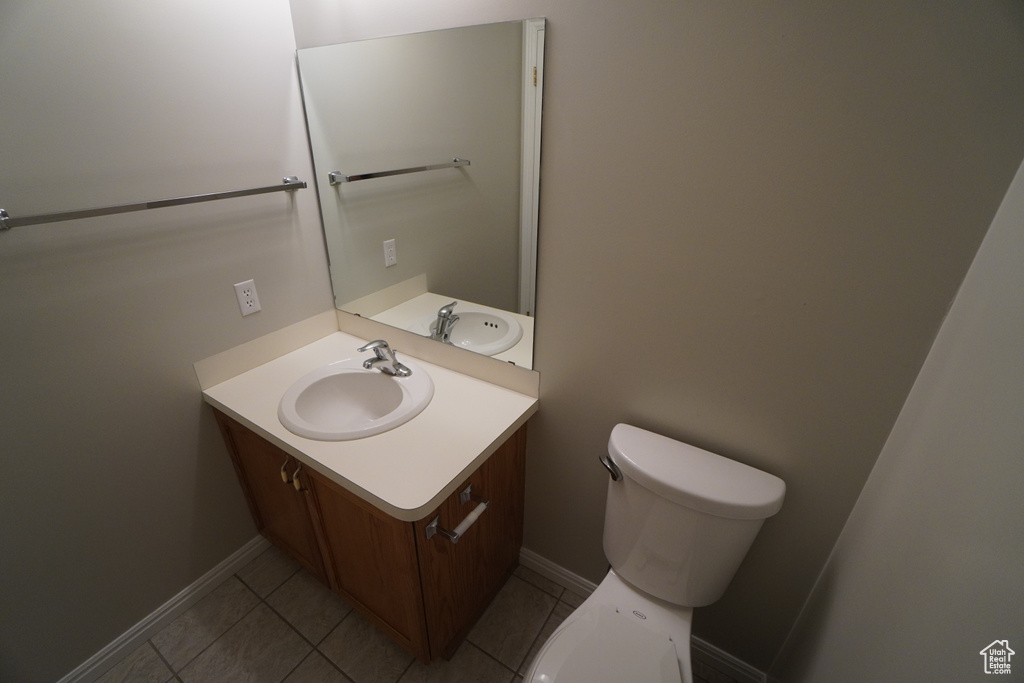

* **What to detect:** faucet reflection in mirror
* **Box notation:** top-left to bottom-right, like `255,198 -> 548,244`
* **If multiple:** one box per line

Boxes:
297,19 -> 544,370
430,302 -> 460,344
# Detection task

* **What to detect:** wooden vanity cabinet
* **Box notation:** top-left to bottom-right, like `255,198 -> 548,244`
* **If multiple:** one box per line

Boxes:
413,424 -> 526,658
215,412 -> 328,584
305,470 -> 431,659
213,409 -> 526,662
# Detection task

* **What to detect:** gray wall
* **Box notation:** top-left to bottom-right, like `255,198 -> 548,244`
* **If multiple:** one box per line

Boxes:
291,0 -> 1024,670
771,158 -> 1024,681
0,1 -> 332,681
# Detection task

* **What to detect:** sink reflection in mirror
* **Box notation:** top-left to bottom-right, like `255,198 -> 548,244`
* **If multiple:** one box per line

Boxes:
278,355 -> 434,441
424,310 -> 523,357
371,291 -> 534,368
296,19 -> 544,370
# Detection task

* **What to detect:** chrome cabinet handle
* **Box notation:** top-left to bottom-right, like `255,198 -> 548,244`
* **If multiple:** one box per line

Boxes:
280,456 -> 291,483
292,464 -> 303,491
425,485 -> 489,544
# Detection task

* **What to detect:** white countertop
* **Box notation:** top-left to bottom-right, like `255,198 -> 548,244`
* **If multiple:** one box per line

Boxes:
202,331 -> 538,521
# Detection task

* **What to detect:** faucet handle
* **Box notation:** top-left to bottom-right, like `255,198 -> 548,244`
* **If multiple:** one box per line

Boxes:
357,339 -> 391,355
358,339 -> 394,367
357,339 -> 412,377
438,301 -> 458,318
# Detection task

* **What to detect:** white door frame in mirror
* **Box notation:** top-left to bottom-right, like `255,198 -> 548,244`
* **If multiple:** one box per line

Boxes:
519,18 -> 545,317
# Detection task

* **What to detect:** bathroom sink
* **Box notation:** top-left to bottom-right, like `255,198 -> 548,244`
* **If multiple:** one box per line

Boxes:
424,310 -> 523,357
278,357 -> 433,441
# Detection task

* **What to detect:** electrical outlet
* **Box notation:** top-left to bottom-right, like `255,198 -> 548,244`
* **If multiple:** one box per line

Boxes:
383,238 -> 397,267
233,279 -> 262,316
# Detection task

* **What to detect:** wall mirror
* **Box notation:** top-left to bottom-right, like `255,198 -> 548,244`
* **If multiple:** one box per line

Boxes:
297,18 -> 545,369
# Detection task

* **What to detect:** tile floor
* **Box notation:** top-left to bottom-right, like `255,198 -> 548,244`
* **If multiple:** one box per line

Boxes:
96,545 -> 729,683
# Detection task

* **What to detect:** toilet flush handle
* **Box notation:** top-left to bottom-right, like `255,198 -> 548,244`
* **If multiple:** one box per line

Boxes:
599,454 -> 622,481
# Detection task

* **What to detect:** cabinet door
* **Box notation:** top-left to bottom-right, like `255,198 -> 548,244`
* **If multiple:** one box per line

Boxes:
414,424 -> 527,659
215,411 -> 327,583
305,470 -> 431,662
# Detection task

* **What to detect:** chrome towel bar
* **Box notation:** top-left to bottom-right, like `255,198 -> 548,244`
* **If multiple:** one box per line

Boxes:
329,158 -> 470,185
0,176 -> 307,231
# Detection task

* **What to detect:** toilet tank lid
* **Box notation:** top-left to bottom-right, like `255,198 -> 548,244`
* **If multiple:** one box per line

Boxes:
608,424 -> 785,520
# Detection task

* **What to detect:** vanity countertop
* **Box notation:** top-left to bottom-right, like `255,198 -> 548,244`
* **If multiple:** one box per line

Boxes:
202,331 -> 538,521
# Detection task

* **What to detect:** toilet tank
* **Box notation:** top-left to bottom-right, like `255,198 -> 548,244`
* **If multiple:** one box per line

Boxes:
603,424 -> 785,607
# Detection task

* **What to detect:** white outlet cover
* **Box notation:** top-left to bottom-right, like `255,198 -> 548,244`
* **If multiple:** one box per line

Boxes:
383,239 -> 397,267
234,279 -> 262,316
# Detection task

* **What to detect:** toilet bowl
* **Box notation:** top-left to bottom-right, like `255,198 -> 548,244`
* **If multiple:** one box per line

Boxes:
526,569 -> 693,683
524,424 -> 785,683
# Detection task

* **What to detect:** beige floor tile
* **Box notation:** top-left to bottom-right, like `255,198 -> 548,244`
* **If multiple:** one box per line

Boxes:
99,561 -> 614,683
518,600 -> 575,675
560,589 -> 587,609
283,651 -> 351,683
267,570 -> 352,644
95,642 -> 173,683
237,544 -> 301,598
177,603 -> 311,683
398,642 -> 513,683
151,576 -> 260,670
512,566 -> 565,600
467,575 -> 556,671
319,611 -> 413,683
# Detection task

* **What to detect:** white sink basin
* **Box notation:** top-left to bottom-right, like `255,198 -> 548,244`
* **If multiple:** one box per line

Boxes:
278,356 -> 433,441
424,310 -> 523,357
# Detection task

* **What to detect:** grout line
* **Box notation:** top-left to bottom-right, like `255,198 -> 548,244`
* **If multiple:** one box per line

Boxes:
241,567 -> 357,683
168,587 -> 264,676
314,610 -> 359,682
273,638 -> 312,682
514,565 -> 566,601
234,563 -> 302,599
393,653 -> 416,683
465,640 -> 519,681
514,599 -> 558,676
146,641 -> 177,681
311,639 -> 356,683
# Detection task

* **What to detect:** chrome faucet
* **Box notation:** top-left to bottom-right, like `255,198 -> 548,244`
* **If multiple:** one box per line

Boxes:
430,301 -> 460,344
357,340 -> 412,377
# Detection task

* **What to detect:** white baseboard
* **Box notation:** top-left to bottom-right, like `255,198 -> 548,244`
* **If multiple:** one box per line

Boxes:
518,546 -> 598,597
59,536 -> 271,683
518,547 -> 765,683
691,637 -> 767,683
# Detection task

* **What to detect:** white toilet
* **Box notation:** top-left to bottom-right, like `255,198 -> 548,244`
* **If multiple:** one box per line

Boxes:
524,424 -> 785,683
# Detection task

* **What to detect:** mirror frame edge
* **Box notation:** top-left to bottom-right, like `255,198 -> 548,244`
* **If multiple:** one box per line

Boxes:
519,17 -> 545,317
